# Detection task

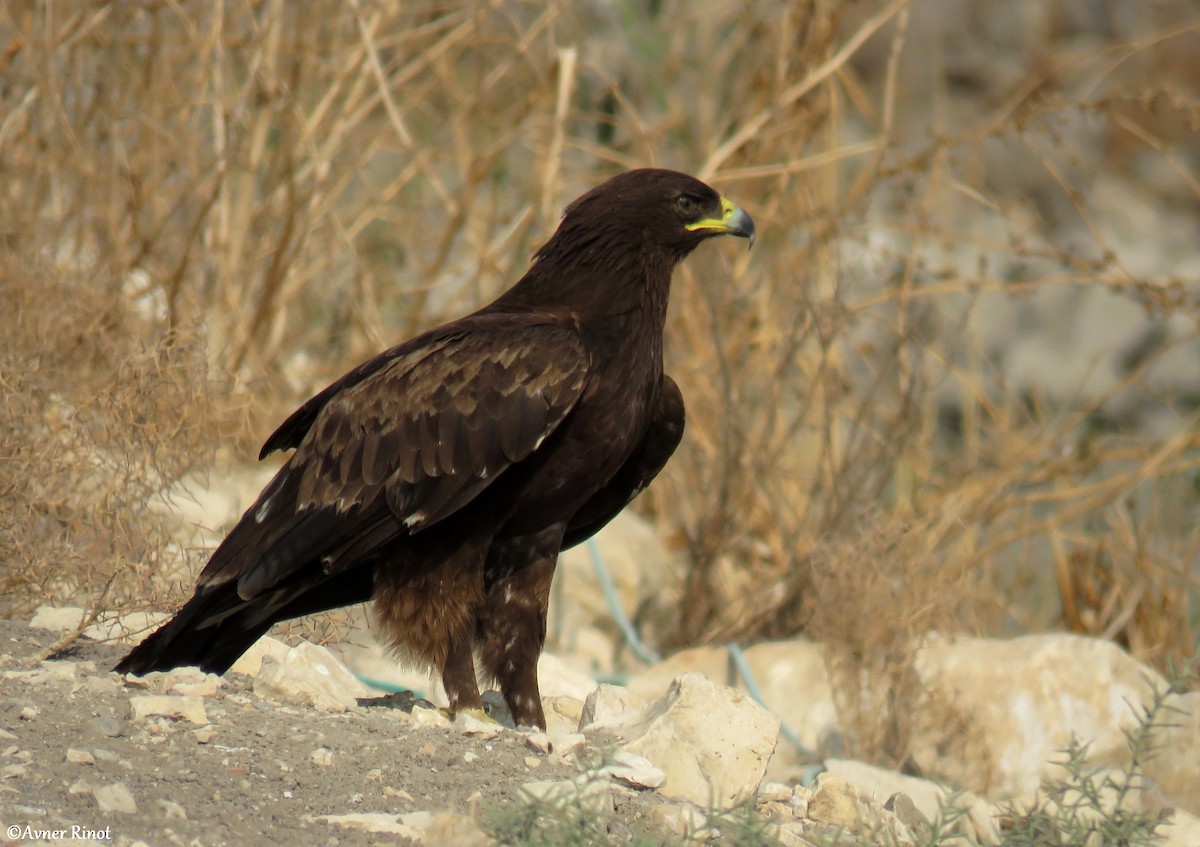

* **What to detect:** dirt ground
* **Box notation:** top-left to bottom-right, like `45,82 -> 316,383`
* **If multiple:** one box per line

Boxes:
0,619 -> 666,847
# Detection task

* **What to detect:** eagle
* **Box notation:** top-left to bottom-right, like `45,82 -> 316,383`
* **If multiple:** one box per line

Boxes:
116,168 -> 754,729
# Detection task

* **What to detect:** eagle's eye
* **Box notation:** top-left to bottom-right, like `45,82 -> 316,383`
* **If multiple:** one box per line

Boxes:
676,194 -> 698,214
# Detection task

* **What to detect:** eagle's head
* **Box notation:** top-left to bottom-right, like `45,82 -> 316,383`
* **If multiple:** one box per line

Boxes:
535,168 -> 755,271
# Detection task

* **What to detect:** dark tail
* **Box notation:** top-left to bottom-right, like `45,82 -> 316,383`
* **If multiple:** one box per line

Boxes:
115,583 -> 277,675
115,566 -> 375,676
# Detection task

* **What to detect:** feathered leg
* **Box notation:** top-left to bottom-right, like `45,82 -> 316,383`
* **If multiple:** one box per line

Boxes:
477,525 -> 563,729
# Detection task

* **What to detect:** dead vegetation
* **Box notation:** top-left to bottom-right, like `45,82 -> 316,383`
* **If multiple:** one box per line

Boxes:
2,0 -> 1198,765
0,252 -> 217,617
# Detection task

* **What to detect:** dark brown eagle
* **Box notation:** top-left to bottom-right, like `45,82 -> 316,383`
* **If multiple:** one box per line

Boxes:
116,168 -> 754,729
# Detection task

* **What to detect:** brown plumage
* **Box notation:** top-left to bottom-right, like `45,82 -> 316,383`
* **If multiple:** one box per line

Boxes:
116,169 -> 754,728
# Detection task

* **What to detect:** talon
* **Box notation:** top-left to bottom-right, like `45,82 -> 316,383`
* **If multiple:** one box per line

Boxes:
451,706 -> 501,726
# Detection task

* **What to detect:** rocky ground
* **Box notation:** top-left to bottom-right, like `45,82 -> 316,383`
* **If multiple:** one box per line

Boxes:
3,609 -> 1199,847
0,618 -> 597,846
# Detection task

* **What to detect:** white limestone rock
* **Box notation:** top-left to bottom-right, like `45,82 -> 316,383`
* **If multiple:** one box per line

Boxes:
1143,690 -> 1200,816
543,694 -> 585,736
522,774 -> 613,816
580,683 -> 648,731
93,781 -> 137,814
554,512 -> 678,653
1158,807 -> 1200,847
823,759 -> 999,845
129,694 -> 208,726
910,633 -> 1171,800
28,606 -> 170,646
807,773 -> 917,846
597,672 -> 780,806
536,651 -> 599,702
310,811 -> 432,837
253,641 -> 372,712
603,751 -> 665,790
229,635 -> 291,676
627,639 -> 839,769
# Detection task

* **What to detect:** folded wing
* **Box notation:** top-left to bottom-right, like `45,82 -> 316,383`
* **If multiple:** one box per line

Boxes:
197,316 -> 590,601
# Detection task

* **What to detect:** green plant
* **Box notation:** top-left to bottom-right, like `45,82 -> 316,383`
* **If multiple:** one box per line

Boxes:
994,680 -> 1181,847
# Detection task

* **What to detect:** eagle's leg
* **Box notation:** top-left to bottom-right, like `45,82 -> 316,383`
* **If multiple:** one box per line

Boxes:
441,630 -> 483,717
374,532 -> 489,719
478,526 -> 563,730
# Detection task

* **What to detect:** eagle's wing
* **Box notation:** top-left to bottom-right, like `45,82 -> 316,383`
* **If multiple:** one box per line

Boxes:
561,374 -> 684,549
197,316 -> 589,600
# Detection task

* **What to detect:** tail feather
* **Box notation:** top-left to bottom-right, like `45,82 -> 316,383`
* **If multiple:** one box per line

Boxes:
114,584 -> 269,675
114,565 -> 375,676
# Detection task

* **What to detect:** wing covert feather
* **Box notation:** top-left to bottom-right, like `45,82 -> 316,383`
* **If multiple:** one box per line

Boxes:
198,321 -> 589,597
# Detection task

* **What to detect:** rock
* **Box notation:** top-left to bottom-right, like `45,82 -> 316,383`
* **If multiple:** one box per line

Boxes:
30,607 -> 171,646
3,661 -> 79,685
253,641 -> 372,712
229,635 -> 291,676
548,732 -> 586,756
910,633 -> 1169,800
147,666 -> 222,697
157,799 -> 188,820
1159,807 -> 1200,847
152,465 -> 277,546
536,651 -> 599,702
84,611 -> 172,645
628,639 -> 839,767
647,803 -> 707,840
1002,764 -> 1169,842
523,774 -> 613,815
598,672 -> 780,806
29,605 -> 89,633
885,792 -> 932,842
543,695 -> 585,736
1143,690 -> 1200,815
579,683 -> 648,730
627,646 -> 728,701
93,782 -> 137,814
310,748 -> 334,766
129,695 -> 208,726
525,731 -> 552,753
737,641 -> 839,758
603,750 -> 665,790
66,748 -> 95,765
84,676 -> 121,697
421,811 -> 492,847
823,759 -> 999,845
758,782 -> 792,803
553,512 -> 678,662
773,820 -> 818,847
454,711 -> 503,738
310,811 -> 432,837
126,666 -> 223,697
410,707 -> 452,728
92,716 -> 123,737
807,773 -> 916,845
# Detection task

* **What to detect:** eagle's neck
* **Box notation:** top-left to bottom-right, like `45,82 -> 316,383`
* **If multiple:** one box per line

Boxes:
490,240 -> 678,333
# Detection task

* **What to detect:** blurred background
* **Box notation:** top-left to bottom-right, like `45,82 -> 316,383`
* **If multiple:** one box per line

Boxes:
2,0 -> 1198,737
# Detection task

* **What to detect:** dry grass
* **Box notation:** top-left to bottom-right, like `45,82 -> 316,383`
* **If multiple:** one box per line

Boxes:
0,250 -> 217,618
3,0 -> 1199,762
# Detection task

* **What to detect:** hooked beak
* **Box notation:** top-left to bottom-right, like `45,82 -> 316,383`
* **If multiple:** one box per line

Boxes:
684,196 -> 756,249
